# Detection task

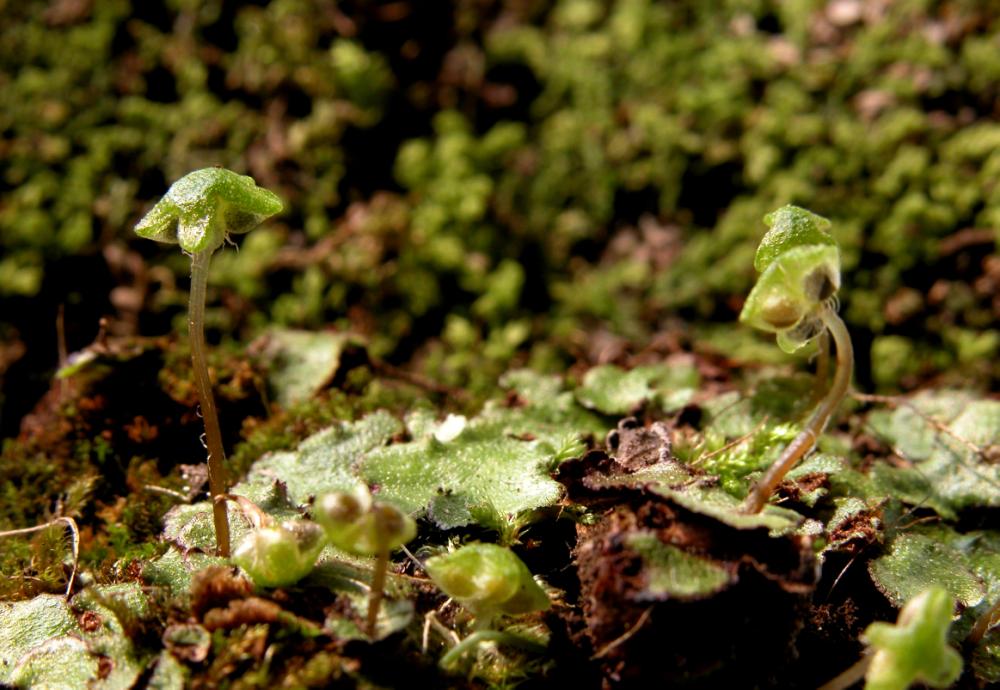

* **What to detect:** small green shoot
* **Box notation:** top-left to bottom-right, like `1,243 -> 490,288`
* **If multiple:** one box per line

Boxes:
820,587 -> 962,690
221,493 -> 326,588
865,587 -> 963,690
739,205 -> 854,512
232,520 -> 326,589
0,518 -> 79,597
424,542 -> 549,669
315,486 -> 416,637
134,168 -> 282,556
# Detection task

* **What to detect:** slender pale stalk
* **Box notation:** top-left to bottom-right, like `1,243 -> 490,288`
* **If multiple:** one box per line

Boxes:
189,249 -> 231,557
367,547 -> 389,638
817,653 -> 872,690
745,304 -> 854,513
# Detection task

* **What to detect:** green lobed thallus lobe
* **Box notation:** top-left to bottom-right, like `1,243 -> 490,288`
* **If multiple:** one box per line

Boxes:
134,168 -> 283,254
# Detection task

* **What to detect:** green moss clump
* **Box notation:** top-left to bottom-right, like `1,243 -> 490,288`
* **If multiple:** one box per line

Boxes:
2,0 -> 998,388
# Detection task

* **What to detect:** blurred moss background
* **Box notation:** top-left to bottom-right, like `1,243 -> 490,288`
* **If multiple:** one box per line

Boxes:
1,0 -> 998,435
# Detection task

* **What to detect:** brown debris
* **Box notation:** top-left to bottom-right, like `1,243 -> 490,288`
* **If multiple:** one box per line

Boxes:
828,506 -> 883,555
202,597 -> 283,631
574,500 -> 815,688
163,623 -> 212,663
43,0 -> 92,26
190,566 -> 253,621
123,416 -> 159,444
96,655 -> 113,680
78,609 -> 103,633
605,417 -> 672,472
555,449 -> 619,499
776,472 -> 830,504
559,422 -> 818,687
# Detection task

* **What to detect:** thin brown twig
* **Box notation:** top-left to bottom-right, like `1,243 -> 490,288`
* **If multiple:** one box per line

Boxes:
692,414 -> 770,465
56,304 -> 68,401
851,392 -> 985,459
215,493 -> 269,530
422,607 -> 462,653
969,599 -> 1000,646
369,358 -> 470,400
592,607 -> 654,660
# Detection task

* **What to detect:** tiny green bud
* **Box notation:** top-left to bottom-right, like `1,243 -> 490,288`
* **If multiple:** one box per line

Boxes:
135,167 -> 282,254
316,486 -> 417,637
233,520 -> 326,588
862,587 -> 963,690
321,490 -> 366,525
759,294 -> 802,330
740,243 -> 840,353
315,486 -> 416,556
424,543 -> 549,621
741,206 -> 841,353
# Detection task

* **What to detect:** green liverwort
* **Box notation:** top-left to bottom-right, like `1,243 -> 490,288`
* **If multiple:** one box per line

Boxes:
820,587 -> 962,690
425,542 -> 549,669
864,587 -> 963,690
739,205 -> 854,513
233,520 -> 326,589
315,486 -> 416,637
135,168 -> 282,556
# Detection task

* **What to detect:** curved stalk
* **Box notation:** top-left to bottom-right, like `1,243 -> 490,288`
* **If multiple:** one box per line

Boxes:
189,249 -> 231,557
745,305 -> 853,513
439,629 -> 547,669
810,329 -> 830,406
817,653 -> 872,690
969,598 -> 1000,646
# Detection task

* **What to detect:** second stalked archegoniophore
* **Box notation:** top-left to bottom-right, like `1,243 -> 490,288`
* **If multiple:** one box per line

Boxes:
134,168 -> 283,557
739,205 -> 854,513
315,485 -> 416,638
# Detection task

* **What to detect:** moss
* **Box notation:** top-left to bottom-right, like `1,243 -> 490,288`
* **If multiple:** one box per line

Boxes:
2,0 -> 996,387
871,335 -> 920,389
1,4 -> 999,681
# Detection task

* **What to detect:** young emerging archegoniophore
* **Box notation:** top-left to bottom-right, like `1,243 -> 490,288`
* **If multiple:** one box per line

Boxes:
739,205 -> 854,513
